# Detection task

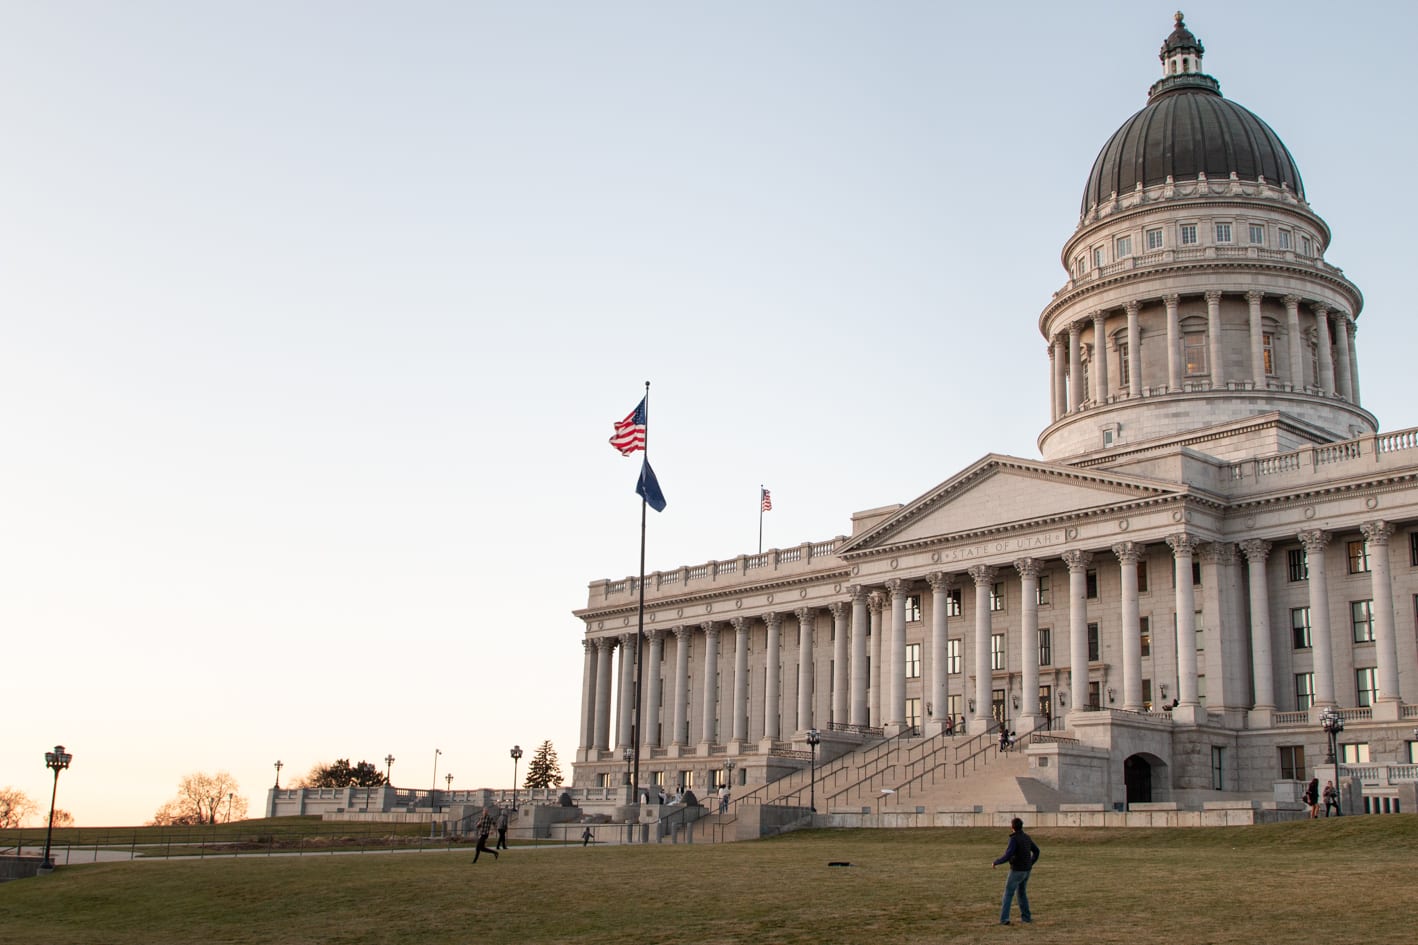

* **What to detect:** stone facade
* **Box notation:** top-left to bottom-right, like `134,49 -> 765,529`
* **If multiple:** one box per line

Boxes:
571,15 -> 1418,815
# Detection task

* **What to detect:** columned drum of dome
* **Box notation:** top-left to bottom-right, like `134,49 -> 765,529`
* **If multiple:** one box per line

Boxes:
1038,13 -> 1373,463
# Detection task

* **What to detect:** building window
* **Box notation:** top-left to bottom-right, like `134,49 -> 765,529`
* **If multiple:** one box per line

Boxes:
1291,607 -> 1312,649
1288,548 -> 1308,582
1086,570 -> 1099,599
1356,667 -> 1378,707
1137,560 -> 1149,593
1263,333 -> 1275,376
1410,531 -> 1418,566
1340,743 -> 1370,764
1301,235 -> 1313,256
1142,678 -> 1153,711
1038,686 -> 1053,719
992,689 -> 1007,723
946,588 -> 962,617
1183,332 -> 1208,376
1211,747 -> 1225,790
1249,223 -> 1265,244
679,770 -> 694,790
1193,561 -> 1202,586
991,633 -> 1006,671
1278,745 -> 1306,781
1215,222 -> 1233,243
905,594 -> 922,622
946,638 -> 962,675
1347,540 -> 1370,574
1038,628 -> 1052,667
1146,227 -> 1164,250
990,582 -> 1006,612
1409,740 -> 1418,765
1278,228 -> 1292,250
1092,246 -> 1106,269
1180,223 -> 1198,245
1116,235 -> 1132,258
1118,342 -> 1130,387
1087,622 -> 1100,661
1351,599 -> 1374,643
1036,573 -> 1051,606
1295,672 -> 1315,711
1073,256 -> 1087,279
906,697 -> 921,730
1139,616 -> 1151,657
1088,680 -> 1101,709
906,642 -> 922,679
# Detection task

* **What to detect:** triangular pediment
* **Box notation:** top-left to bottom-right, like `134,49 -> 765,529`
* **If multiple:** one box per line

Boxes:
838,454 -> 1186,555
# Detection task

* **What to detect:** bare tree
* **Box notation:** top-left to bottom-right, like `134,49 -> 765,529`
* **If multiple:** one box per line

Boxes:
0,787 -> 37,828
150,771 -> 248,825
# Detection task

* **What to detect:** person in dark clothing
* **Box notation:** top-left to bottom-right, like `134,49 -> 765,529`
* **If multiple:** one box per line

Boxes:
1304,778 -> 1320,818
1323,780 -> 1342,817
581,826 -> 593,847
991,816 -> 1040,925
495,808 -> 510,849
472,807 -> 499,862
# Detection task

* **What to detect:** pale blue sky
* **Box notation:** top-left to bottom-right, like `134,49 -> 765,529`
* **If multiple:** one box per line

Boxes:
3,2 -> 1414,824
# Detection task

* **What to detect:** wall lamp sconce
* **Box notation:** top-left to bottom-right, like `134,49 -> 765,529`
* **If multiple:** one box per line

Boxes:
1159,684 -> 1168,699
1011,695 -> 1020,710
926,702 -> 933,716
967,698 -> 976,712
1058,692 -> 1068,707
1107,687 -> 1116,704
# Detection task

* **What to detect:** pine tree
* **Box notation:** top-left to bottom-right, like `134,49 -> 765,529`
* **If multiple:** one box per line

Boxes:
522,740 -> 564,789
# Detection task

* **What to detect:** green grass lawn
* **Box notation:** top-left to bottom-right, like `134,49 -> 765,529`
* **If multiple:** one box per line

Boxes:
3,816 -> 1415,945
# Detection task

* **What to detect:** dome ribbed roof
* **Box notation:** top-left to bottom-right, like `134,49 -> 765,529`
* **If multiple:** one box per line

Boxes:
1080,17 -> 1305,214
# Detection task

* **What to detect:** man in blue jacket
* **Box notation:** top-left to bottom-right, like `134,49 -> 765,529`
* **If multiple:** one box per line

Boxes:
991,817 -> 1040,925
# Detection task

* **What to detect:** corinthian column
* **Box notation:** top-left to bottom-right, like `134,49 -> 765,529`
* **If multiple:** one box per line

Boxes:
730,617 -> 750,744
1126,301 -> 1141,397
1166,534 -> 1200,711
1284,295 -> 1304,389
1048,343 -> 1059,421
1347,319 -> 1362,405
1068,324 -> 1084,410
594,637 -> 615,751
1361,521 -> 1401,706
1113,542 -> 1143,711
1298,530 -> 1335,707
830,601 -> 850,726
1164,294 -> 1181,390
763,613 -> 781,740
1014,559 -> 1040,729
644,628 -> 664,748
1239,541 -> 1276,716
1093,311 -> 1110,402
672,626 -> 690,747
885,579 -> 910,730
617,633 -> 637,749
968,565 -> 996,733
700,622 -> 720,745
849,586 -> 869,726
796,608 -> 815,732
1313,304 -> 1335,396
868,591 -> 884,726
1246,290 -> 1265,386
580,639 -> 597,753
1053,335 -> 1068,418
1206,291 -> 1225,388
1334,312 -> 1353,401
1062,550 -> 1091,715
927,572 -> 953,732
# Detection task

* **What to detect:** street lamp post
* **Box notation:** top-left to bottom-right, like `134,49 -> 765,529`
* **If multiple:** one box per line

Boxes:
228,793 -> 234,823
40,745 -> 73,871
429,748 -> 442,839
806,728 -> 821,814
622,747 -> 633,786
384,754 -> 395,785
510,745 -> 523,811
1321,707 -> 1345,815
273,760 -> 283,788
723,760 -> 736,812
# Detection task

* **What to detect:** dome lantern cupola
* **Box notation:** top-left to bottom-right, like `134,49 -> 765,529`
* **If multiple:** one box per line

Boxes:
1148,11 -> 1220,100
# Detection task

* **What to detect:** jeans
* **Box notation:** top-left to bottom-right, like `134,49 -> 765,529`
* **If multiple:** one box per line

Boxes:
1000,868 -> 1032,923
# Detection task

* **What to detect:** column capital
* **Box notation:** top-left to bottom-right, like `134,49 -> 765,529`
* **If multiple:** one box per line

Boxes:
595,636 -> 617,653
583,638 -> 594,654
1360,520 -> 1395,545
1297,529 -> 1331,554
1125,299 -> 1141,316
1312,301 -> 1330,317
1111,541 -> 1141,565
645,627 -> 664,643
1061,549 -> 1092,572
1239,539 -> 1272,563
701,621 -> 720,641
795,606 -> 815,624
829,600 -> 849,620
1162,293 -> 1180,308
1198,541 -> 1237,566
1165,532 -> 1199,556
847,583 -> 868,604
884,577 -> 913,598
1012,557 -> 1040,579
762,611 -> 782,629
1283,294 -> 1301,308
867,591 -> 886,615
1048,344 -> 1057,361
1245,289 -> 1264,305
619,631 -> 636,646
673,625 -> 692,640
967,564 -> 997,586
926,570 -> 955,592
1092,309 -> 1108,326
1205,290 -> 1223,304
1068,322 -> 1082,338
729,616 -> 749,633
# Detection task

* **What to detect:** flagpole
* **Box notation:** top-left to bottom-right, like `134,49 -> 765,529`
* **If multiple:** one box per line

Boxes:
630,380 -> 649,818
758,484 -> 764,554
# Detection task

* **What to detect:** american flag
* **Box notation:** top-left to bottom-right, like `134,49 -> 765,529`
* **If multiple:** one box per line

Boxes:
609,397 -> 647,456
761,488 -> 772,512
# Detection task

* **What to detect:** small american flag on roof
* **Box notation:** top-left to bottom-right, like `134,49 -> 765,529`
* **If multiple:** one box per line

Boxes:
609,397 -> 647,456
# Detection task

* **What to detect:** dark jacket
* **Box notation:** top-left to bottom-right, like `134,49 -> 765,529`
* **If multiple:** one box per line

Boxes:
993,830 -> 1041,871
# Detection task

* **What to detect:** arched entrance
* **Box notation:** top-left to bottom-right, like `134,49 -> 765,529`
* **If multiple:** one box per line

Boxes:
1124,755 -> 1153,805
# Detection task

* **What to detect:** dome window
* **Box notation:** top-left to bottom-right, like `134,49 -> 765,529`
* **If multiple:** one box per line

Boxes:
1301,235 -> 1313,257
1215,222 -> 1233,243
1180,223 -> 1199,245
1278,228 -> 1293,250
1116,235 -> 1133,258
1146,227 -> 1165,251
1248,223 -> 1265,245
